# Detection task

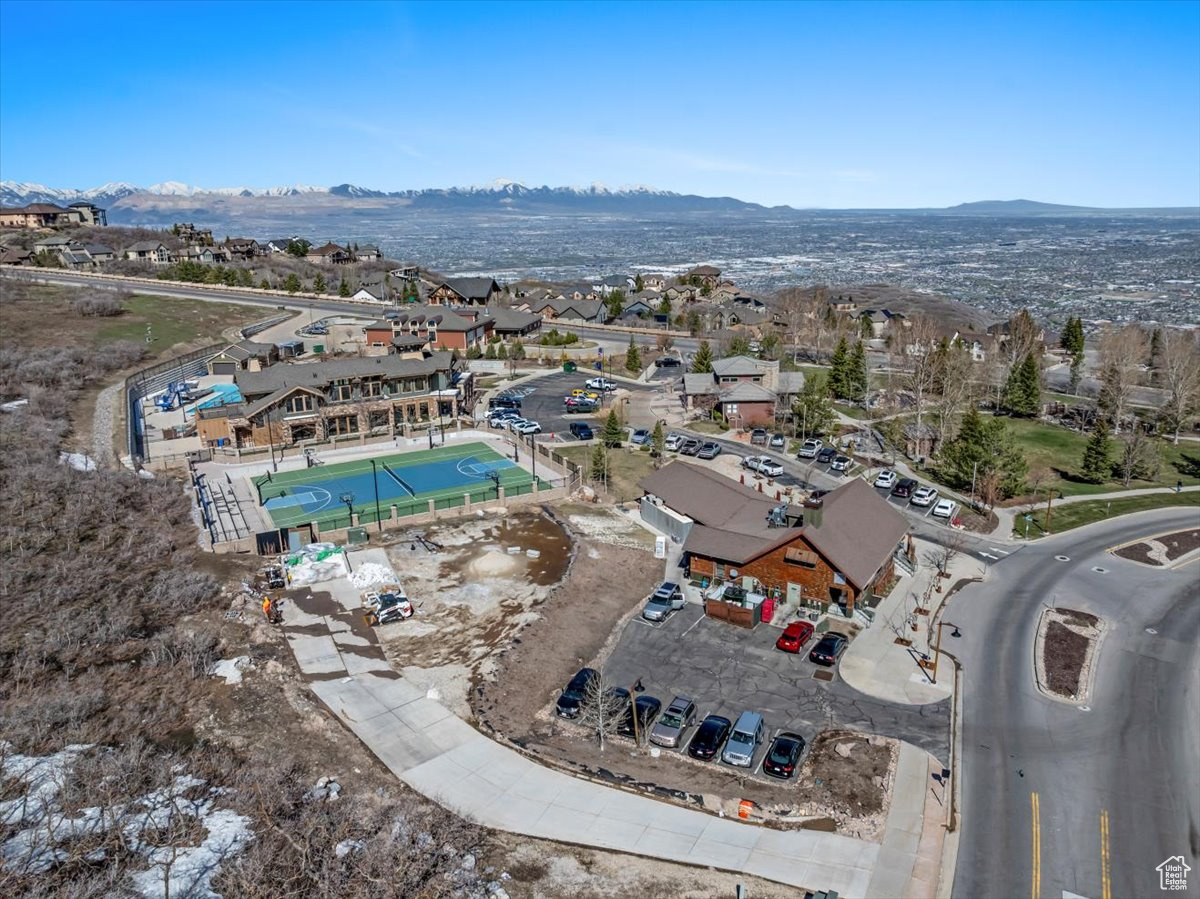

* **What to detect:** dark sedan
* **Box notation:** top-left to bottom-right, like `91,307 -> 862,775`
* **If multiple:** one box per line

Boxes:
809,633 -> 849,667
762,732 -> 806,779
816,447 -> 837,464
687,714 -> 732,760
617,695 -> 662,740
555,667 -> 598,718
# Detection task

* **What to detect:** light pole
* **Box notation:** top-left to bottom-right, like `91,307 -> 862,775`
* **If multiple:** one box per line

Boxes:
930,620 -> 961,685
370,459 -> 382,533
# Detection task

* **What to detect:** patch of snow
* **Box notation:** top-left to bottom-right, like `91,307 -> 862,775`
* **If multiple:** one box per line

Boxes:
208,656 -> 252,685
0,398 -> 29,412
129,807 -> 254,899
59,451 -> 97,472
349,562 -> 399,589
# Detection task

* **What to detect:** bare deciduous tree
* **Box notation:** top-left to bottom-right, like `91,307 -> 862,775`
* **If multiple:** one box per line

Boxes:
1156,328 -> 1200,443
576,672 -> 629,752
892,317 -> 941,458
1115,420 -> 1159,487
1097,325 -> 1149,432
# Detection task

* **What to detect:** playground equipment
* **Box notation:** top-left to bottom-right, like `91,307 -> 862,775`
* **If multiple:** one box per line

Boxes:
153,379 -> 200,412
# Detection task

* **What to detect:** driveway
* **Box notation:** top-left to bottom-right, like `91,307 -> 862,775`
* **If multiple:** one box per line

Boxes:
602,604 -> 950,766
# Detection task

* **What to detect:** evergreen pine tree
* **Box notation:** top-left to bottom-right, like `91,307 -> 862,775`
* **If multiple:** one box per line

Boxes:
259,278 -> 271,290
828,337 -> 850,399
691,340 -> 714,373
634,274 -> 645,292
510,341 -> 526,360
625,336 -> 642,372
1079,417 -> 1112,483
313,273 -> 326,293
338,278 -> 350,297
590,442 -> 608,482
283,273 -> 301,294
1018,352 -> 1042,415
496,342 -> 508,360
650,420 -> 665,458
848,340 -> 869,403
791,372 -> 836,438
484,342 -> 496,360
602,409 -> 624,446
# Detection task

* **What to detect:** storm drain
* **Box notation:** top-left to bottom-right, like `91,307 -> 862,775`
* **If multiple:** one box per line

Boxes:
1055,555 -> 1070,562
1092,567 -> 1108,573
812,670 -> 834,682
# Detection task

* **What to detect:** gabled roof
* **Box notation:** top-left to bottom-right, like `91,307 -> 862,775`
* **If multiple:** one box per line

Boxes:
442,277 -> 499,300
242,385 -> 325,420
683,372 -> 719,396
485,307 -> 542,331
309,242 -> 348,255
235,351 -> 455,397
640,463 -> 908,587
712,355 -> 762,377
687,264 -> 721,275
718,381 -> 777,403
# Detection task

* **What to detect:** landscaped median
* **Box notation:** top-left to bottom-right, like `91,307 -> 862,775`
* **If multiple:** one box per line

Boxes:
1034,608 -> 1106,704
1014,491 -> 1199,538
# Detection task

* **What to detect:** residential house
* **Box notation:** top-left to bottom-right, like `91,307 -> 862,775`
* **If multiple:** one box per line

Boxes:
682,355 -> 804,427
82,244 -> 115,264
591,274 -> 629,297
0,247 -> 33,266
267,238 -> 298,254
664,284 -> 699,302
827,294 -> 859,314
858,309 -> 906,338
206,341 -> 280,375
634,274 -> 668,291
66,202 -> 107,226
195,352 -> 471,449
483,307 -> 543,339
352,279 -> 392,304
389,262 -> 420,282
355,245 -> 382,261
684,264 -> 722,289
178,245 -> 230,265
615,298 -> 655,321
305,242 -> 353,265
33,235 -> 79,255
173,224 -> 213,245
0,203 -> 85,228
529,297 -> 607,324
124,241 -> 173,266
427,277 -> 502,307
223,238 -> 260,260
59,248 -> 95,270
639,463 -> 907,615
362,305 -> 494,353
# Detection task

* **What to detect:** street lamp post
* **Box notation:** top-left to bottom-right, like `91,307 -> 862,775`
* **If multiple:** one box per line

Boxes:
369,459 -> 382,533
930,620 -> 962,685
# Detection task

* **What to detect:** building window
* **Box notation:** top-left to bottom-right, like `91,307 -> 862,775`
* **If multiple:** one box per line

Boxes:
285,394 -> 314,414
325,414 -> 359,437
362,380 -> 382,398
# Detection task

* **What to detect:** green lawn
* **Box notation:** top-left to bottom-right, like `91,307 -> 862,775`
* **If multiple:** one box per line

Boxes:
1016,491 -> 1199,539
687,419 -> 728,435
97,294 -> 263,352
1001,416 -> 1200,498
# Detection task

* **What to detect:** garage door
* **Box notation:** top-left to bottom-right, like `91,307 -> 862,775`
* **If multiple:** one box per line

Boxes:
210,361 -> 237,376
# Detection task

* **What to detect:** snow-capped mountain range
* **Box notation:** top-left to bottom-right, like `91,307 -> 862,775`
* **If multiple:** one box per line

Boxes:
0,179 -> 771,215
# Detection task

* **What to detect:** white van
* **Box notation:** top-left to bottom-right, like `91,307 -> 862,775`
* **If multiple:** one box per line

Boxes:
721,711 -> 765,767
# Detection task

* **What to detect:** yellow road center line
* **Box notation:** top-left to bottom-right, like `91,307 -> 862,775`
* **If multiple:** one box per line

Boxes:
1032,792 -> 1041,899
1101,809 -> 1112,899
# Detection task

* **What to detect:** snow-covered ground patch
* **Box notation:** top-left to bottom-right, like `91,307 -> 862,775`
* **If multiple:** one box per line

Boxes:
59,451 -> 97,472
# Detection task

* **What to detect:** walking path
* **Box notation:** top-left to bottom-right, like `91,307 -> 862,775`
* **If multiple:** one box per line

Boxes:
276,547 -> 945,897
838,537 -> 980,706
989,484 -> 1200,539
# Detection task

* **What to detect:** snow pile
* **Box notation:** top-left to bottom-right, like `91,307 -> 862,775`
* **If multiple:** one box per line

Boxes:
349,562 -> 399,589
59,451 -> 97,472
208,656 -> 253,685
285,544 -> 348,585
0,743 -> 253,896
0,398 -> 29,413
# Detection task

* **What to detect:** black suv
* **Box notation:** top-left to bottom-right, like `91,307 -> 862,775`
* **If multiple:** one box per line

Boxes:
569,422 -> 594,440
555,668 -> 597,718
816,446 -> 837,464
687,714 -> 732,760
617,695 -> 662,740
489,395 -> 521,410
891,478 -> 919,499
655,356 -> 682,367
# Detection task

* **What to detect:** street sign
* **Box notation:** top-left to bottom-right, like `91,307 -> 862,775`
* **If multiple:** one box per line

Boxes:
1024,514 -> 1032,522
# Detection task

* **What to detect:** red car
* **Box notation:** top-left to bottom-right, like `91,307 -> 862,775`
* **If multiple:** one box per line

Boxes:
775,621 -> 815,653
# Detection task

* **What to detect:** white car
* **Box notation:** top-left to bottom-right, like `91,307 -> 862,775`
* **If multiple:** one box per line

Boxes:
932,499 -> 958,519
830,455 -> 851,472
757,458 -> 784,477
513,420 -> 542,436
585,377 -> 616,391
797,439 -> 823,459
911,486 -> 938,507
742,455 -> 765,472
664,433 -> 684,451
873,470 -> 898,490
504,417 -> 529,432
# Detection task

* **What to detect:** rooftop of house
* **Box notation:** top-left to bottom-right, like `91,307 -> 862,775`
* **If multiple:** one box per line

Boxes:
639,463 -> 908,586
364,306 -> 481,332
441,277 -> 499,300
126,240 -> 167,252
485,307 -> 542,331
711,355 -> 763,377
687,264 -> 722,276
235,351 -> 455,398
308,242 -> 348,255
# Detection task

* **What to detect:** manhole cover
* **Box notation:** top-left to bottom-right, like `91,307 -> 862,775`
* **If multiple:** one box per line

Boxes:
1145,627 -> 1158,635
1079,705 -> 1091,712
1092,567 -> 1108,573
812,670 -> 834,682
1055,555 -> 1070,562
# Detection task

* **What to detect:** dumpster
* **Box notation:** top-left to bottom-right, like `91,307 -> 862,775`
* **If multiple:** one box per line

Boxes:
312,343 -> 325,354
347,527 -> 369,545
562,361 -> 577,373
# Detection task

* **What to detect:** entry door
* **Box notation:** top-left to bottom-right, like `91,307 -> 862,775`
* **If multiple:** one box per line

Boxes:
287,529 -> 304,552
787,582 -> 802,604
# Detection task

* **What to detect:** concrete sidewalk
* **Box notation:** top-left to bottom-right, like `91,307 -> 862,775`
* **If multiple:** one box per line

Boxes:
838,537 -> 979,706
274,548 -> 943,897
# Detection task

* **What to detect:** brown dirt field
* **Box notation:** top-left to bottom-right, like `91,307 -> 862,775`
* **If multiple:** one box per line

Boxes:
1043,620 -> 1090,697
1114,528 -> 1200,565
802,730 -> 893,818
1163,528 -> 1200,559
1113,541 -> 1160,565
472,532 -> 663,740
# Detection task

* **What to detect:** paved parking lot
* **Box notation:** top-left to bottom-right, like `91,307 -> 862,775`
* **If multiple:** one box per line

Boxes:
492,370 -> 655,440
602,603 -> 950,777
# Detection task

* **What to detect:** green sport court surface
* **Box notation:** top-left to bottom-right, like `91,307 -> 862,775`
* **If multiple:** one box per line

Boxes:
254,442 -> 543,529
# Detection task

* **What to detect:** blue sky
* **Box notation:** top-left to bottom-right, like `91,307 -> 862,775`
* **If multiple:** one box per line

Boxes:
1,0 -> 1197,207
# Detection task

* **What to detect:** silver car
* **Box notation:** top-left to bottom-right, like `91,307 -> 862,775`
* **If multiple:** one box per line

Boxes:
649,695 -> 697,748
721,710 -> 765,767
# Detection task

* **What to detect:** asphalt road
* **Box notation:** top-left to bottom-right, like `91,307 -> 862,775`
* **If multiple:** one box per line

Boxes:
603,602 -> 950,766
495,370 -> 654,440
949,508 -> 1200,899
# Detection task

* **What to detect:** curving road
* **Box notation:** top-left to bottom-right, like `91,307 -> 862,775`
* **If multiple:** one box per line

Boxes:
950,508 -> 1200,899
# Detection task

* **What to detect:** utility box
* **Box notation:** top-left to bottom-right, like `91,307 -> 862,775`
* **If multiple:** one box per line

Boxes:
347,527 -> 369,545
